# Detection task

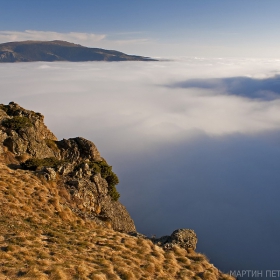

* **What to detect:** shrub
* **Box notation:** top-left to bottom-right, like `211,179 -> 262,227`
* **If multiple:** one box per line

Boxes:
88,161 -> 101,174
96,162 -> 120,200
2,116 -> 32,131
21,157 -> 64,171
45,139 -> 59,152
72,160 -> 120,200
108,185 -> 120,201
0,104 -> 8,113
89,161 -> 120,201
106,172 -> 119,187
96,161 -> 113,179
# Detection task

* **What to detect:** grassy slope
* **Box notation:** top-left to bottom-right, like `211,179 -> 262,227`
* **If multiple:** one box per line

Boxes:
0,162 -> 234,280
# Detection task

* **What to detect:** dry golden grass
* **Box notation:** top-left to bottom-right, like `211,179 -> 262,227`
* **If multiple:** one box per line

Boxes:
0,163 -> 235,280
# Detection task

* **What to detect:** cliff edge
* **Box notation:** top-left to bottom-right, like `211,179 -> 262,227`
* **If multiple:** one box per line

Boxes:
0,102 -> 135,233
0,102 -> 235,279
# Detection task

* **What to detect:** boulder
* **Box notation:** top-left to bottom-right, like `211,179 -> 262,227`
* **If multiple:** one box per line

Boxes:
41,167 -> 57,181
57,137 -> 101,163
154,229 -> 197,250
0,102 -> 57,158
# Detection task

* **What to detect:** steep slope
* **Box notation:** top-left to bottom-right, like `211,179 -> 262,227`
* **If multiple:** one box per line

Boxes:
0,102 -> 234,279
0,40 -> 157,62
0,102 -> 135,232
0,163 -> 234,280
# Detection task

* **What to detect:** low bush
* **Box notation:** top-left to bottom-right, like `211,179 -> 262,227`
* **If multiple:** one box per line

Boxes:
89,161 -> 120,201
107,185 -> 120,201
2,116 -> 32,131
106,172 -> 119,187
96,161 -> 120,200
21,157 -> 64,171
0,104 -> 8,113
45,139 -> 59,152
97,161 -> 113,178
88,161 -> 101,174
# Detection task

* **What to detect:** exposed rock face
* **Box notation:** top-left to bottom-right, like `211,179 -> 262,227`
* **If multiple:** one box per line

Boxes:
129,228 -> 198,251
154,229 -> 198,250
57,137 -> 101,163
57,157 -> 135,232
0,102 -> 57,158
0,102 -> 136,232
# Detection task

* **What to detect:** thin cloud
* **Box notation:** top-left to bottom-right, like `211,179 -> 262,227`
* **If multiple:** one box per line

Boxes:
0,30 -> 106,44
0,30 -> 155,53
168,75 -> 280,100
1,60 -> 280,142
112,38 -> 151,46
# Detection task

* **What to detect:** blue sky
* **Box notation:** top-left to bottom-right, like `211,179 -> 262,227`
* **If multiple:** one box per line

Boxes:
1,0 -> 280,57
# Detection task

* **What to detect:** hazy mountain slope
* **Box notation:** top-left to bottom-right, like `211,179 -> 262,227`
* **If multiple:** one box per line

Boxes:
0,40 -> 157,62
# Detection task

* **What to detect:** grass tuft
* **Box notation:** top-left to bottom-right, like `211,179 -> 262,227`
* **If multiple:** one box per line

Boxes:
0,162 -> 234,280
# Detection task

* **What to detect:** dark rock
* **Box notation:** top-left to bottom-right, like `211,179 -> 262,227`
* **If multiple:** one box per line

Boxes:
154,229 -> 197,250
0,102 -> 57,158
40,167 -> 57,181
57,137 -> 101,163
128,232 -> 148,239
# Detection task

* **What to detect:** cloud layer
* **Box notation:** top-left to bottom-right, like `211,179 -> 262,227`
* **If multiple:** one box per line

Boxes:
169,75 -> 280,100
1,58 -> 280,275
2,58 -> 280,142
0,30 -> 106,44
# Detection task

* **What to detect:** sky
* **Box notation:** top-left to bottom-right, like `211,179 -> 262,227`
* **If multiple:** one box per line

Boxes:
1,0 -> 280,58
1,1 -> 280,279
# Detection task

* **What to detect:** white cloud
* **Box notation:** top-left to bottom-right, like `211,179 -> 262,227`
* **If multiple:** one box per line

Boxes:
1,58 -> 280,155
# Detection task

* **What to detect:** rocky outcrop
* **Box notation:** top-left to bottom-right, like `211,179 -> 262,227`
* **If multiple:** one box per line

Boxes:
57,158 -> 135,232
0,102 -> 201,241
0,102 -> 57,158
154,229 -> 198,250
0,102 -> 136,233
130,229 -> 198,251
57,137 -> 101,163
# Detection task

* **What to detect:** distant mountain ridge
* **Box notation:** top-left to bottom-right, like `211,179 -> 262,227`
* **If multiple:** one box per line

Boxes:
0,40 -> 157,62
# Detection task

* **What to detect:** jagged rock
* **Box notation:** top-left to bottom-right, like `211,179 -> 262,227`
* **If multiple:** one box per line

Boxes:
64,172 -> 136,232
57,137 -> 101,163
0,102 -> 136,233
128,232 -> 148,239
154,229 -> 197,250
99,198 -> 136,232
57,162 -> 74,175
0,130 -> 7,154
41,167 -> 57,181
0,102 -> 57,158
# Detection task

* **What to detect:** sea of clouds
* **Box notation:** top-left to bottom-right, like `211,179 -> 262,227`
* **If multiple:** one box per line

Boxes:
1,58 -> 280,276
